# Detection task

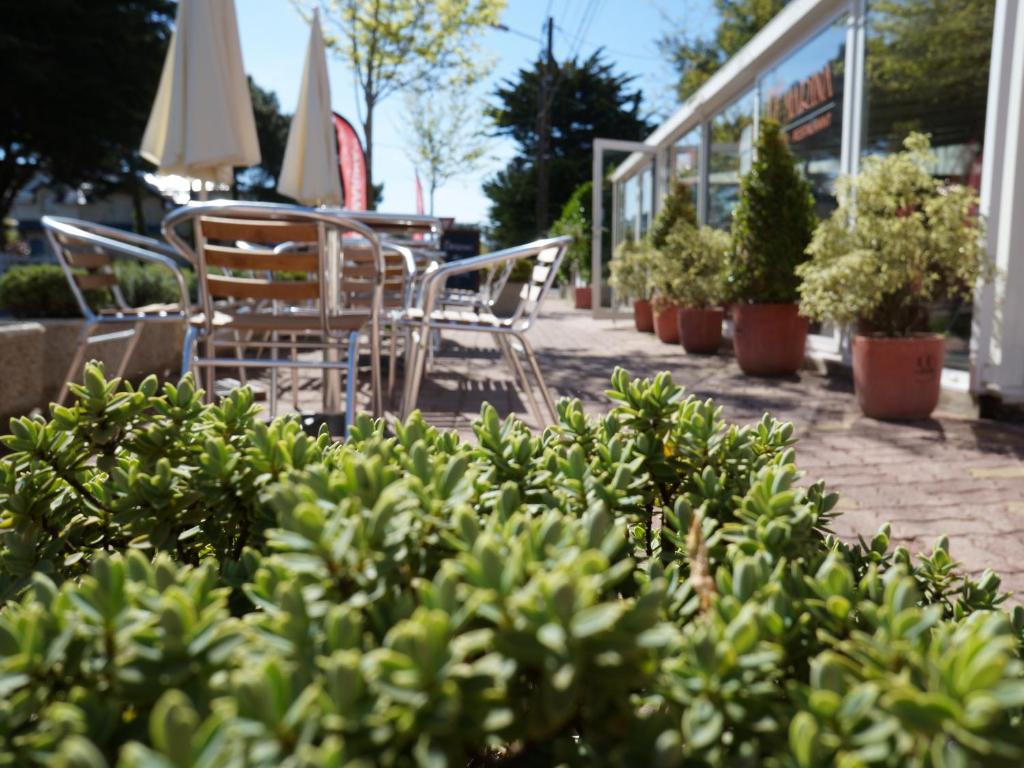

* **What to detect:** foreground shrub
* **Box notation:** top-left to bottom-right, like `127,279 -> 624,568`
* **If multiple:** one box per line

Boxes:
1,363 -> 1022,767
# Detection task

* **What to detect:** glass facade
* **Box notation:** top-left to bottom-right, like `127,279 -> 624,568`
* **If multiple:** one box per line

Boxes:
610,2 -> 996,371
707,90 -> 755,229
760,17 -> 847,217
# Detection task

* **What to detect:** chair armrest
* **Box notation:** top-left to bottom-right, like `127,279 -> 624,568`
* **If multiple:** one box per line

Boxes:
417,236 -> 571,315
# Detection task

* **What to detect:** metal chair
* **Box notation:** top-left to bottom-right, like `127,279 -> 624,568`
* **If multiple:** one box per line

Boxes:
161,202 -> 385,429
41,216 -> 191,404
399,235 -> 572,424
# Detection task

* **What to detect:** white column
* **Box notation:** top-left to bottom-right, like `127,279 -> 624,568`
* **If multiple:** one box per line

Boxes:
973,0 -> 1024,398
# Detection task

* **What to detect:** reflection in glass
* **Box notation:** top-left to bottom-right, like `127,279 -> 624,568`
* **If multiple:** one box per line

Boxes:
639,166 -> 653,236
760,17 -> 847,218
707,90 -> 755,229
864,0 -> 994,369
621,173 -> 639,242
672,128 -> 702,213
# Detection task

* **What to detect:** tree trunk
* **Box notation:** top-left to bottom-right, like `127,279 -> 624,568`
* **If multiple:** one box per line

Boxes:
0,154 -> 36,223
126,155 -> 146,234
363,108 -> 375,211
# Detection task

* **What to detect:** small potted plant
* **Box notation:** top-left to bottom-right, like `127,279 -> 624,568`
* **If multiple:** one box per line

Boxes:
610,238 -> 654,332
551,181 -> 593,309
727,120 -> 817,375
647,176 -> 700,344
660,223 -> 731,354
797,133 -> 990,419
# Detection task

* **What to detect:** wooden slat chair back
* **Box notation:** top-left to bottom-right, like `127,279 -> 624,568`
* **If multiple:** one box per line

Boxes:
161,202 -> 387,425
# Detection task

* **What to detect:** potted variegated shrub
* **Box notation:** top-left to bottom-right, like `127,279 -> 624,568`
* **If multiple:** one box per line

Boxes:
659,223 -> 731,354
648,176 -> 700,344
728,120 -> 817,375
610,237 -> 654,332
797,133 -> 990,419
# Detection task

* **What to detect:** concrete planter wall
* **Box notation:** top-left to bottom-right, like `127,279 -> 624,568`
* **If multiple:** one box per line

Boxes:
0,318 -> 185,418
0,322 -> 45,420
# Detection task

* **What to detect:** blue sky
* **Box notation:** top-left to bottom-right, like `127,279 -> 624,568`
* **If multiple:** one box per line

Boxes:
237,0 -> 717,224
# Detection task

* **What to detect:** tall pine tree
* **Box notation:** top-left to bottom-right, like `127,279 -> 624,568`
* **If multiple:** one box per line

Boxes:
484,51 -> 652,248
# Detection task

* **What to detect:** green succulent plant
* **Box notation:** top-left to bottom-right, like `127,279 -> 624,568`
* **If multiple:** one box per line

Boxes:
0,362 -> 1022,767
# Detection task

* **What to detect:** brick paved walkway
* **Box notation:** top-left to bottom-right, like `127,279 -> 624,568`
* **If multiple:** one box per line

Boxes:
266,298 -> 1024,596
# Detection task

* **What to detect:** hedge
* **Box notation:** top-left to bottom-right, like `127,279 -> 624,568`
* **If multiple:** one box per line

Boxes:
0,363 -> 1022,767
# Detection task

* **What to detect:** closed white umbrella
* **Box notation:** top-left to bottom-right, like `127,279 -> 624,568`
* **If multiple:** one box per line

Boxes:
140,0 -> 260,187
277,10 -> 342,206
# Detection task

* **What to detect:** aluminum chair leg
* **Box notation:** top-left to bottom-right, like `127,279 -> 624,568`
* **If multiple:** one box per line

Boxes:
345,330 -> 360,438
57,321 -> 96,404
268,330 -> 279,420
203,338 -> 216,403
495,333 -> 543,426
291,333 -> 299,411
113,322 -> 144,380
370,321 -> 383,418
401,323 -> 431,420
517,333 -> 558,424
388,322 -> 398,406
181,325 -> 198,377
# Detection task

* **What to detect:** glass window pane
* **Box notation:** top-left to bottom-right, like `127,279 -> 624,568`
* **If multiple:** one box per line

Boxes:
622,175 -> 638,241
638,166 -> 653,236
864,0 -> 994,370
708,90 -> 755,229
672,128 -> 702,215
760,16 -> 847,218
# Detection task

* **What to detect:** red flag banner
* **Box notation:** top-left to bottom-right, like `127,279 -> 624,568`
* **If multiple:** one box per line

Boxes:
415,170 -> 424,215
332,112 -> 367,210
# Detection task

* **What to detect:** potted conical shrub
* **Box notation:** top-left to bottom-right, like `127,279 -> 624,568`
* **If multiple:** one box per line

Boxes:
647,176 -> 700,344
727,120 -> 817,375
610,238 -> 654,332
797,133 -> 990,420
660,223 -> 731,354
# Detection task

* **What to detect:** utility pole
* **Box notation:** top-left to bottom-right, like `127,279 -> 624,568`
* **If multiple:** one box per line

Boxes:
535,16 -> 554,237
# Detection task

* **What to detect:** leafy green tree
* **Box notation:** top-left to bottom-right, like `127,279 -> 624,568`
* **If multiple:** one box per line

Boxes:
402,77 -> 491,215
300,0 -> 505,208
235,79 -> 292,202
0,0 -> 175,221
728,119 -> 816,303
485,51 -> 652,248
659,0 -> 785,101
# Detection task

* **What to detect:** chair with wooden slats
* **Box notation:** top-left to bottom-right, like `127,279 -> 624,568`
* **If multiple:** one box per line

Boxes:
41,216 -> 192,404
161,202 -> 385,428
398,235 -> 572,425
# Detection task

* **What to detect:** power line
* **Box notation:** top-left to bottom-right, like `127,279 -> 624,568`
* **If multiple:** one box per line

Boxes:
554,22 -> 665,62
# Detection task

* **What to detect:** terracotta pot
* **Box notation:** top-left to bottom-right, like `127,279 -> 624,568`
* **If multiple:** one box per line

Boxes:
654,305 -> 680,344
853,334 -> 944,420
574,286 -> 592,310
634,299 -> 654,332
731,303 -> 809,376
677,306 -> 723,354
